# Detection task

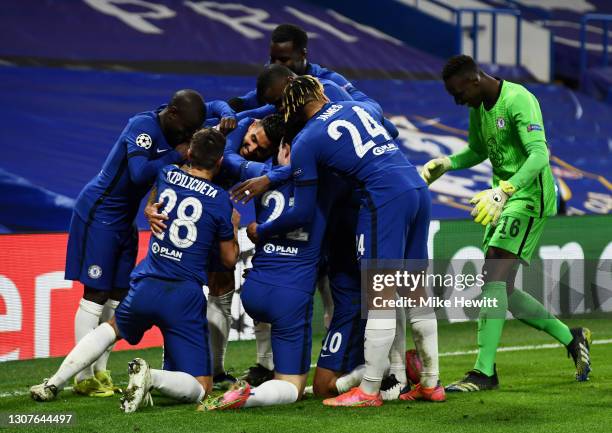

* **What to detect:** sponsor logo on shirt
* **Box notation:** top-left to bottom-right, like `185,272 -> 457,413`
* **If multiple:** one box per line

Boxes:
293,168 -> 303,178
262,243 -> 298,256
136,133 -> 153,149
496,117 -> 505,129
87,265 -> 102,279
372,142 -> 398,156
527,124 -> 542,132
151,241 -> 183,261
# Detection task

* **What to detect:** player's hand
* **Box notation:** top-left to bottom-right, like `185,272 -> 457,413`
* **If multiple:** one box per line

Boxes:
144,201 -> 168,234
469,181 -> 515,226
231,208 -> 241,229
219,117 -> 237,135
174,143 -> 189,160
231,176 -> 271,204
246,222 -> 259,244
420,157 -> 451,185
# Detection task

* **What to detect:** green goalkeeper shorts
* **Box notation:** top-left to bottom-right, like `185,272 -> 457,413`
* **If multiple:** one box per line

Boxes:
482,212 -> 547,264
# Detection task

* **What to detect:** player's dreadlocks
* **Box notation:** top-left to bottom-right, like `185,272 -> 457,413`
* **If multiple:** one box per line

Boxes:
281,75 -> 326,124
442,54 -> 478,82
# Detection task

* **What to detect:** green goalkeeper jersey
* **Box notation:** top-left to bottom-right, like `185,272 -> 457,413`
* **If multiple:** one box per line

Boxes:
465,80 -> 557,218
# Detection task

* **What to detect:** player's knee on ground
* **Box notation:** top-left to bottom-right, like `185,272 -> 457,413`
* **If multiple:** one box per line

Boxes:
482,247 -> 520,283
208,271 -> 235,296
83,286 -> 111,305
313,367 -> 341,397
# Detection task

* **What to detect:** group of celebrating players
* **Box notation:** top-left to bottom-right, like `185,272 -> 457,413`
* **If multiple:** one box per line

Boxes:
30,23 -> 592,412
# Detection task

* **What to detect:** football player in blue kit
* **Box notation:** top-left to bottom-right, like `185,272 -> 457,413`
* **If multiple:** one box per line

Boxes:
227,24 -> 399,162
311,190 -> 368,398
222,64 -> 362,199
203,132 -> 348,410
229,24 -> 382,116
31,128 -> 240,412
249,76 -> 442,406
226,72 -> 375,391
145,113 -> 286,390
63,89 -> 206,397
220,107 -> 369,397
227,63 -> 358,125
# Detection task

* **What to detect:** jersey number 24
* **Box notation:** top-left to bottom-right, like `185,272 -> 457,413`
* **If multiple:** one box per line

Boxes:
327,106 -> 390,158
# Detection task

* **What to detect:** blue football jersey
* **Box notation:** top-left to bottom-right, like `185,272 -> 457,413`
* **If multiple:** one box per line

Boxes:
291,101 -> 425,208
221,79 -> 354,188
74,106 -> 182,230
248,170 -> 340,294
131,165 -> 234,286
237,62 -> 380,113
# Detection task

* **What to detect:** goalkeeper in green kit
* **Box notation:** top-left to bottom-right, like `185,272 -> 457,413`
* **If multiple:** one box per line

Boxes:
422,55 -> 591,392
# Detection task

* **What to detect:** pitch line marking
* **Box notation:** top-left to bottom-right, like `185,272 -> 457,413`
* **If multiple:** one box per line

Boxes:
308,338 -> 612,368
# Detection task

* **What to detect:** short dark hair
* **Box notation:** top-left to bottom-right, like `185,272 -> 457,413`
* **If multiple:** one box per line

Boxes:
271,24 -> 308,51
261,114 -> 286,149
189,128 -> 225,170
169,89 -> 206,123
257,64 -> 294,104
442,54 -> 478,81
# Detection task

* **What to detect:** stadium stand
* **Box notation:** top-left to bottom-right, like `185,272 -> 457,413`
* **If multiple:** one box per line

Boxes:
482,1 -> 612,83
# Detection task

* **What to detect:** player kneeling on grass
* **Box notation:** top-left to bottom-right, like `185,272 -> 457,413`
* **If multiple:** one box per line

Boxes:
422,55 -> 591,392
234,76 -> 442,408
202,130 -> 349,410
149,114 -> 287,391
31,128 -> 240,412
310,192 -> 368,399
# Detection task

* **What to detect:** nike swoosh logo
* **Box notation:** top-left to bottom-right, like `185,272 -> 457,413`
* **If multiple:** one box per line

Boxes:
156,148 -> 169,154
320,354 -> 332,358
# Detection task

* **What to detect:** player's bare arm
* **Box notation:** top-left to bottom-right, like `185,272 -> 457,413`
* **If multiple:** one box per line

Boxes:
231,175 -> 272,204
144,185 -> 168,234
219,209 -> 241,268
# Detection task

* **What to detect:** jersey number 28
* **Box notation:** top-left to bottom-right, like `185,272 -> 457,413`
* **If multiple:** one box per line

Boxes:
153,188 -> 202,249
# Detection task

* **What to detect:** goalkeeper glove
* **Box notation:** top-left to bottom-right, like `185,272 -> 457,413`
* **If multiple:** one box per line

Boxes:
469,181 -> 516,226
420,157 -> 451,185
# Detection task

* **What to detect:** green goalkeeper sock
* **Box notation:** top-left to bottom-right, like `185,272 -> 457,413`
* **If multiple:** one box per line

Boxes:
508,289 -> 573,346
473,281 -> 508,377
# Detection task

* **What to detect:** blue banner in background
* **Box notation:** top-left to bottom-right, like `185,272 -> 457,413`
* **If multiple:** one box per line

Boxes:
1,0 -> 442,78
1,66 -> 610,232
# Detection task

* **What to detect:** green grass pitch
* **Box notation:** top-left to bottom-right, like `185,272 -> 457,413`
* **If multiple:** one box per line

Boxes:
1,317 -> 611,433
